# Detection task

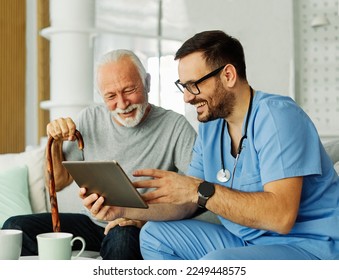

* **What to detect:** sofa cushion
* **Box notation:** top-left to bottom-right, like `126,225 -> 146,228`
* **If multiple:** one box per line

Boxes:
334,162 -> 339,175
323,139 -> 339,164
0,146 -> 47,213
323,139 -> 339,176
0,165 -> 33,228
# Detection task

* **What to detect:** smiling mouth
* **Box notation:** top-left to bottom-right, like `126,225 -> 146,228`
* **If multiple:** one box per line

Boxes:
194,101 -> 207,108
193,101 -> 207,113
119,108 -> 136,117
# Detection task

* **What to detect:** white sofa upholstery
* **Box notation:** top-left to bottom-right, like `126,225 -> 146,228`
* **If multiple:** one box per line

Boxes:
323,140 -> 339,171
0,146 -> 47,215
0,147 -> 84,222
0,146 -> 99,258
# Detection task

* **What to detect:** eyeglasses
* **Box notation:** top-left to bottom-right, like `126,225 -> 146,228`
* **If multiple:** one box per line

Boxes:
175,65 -> 225,95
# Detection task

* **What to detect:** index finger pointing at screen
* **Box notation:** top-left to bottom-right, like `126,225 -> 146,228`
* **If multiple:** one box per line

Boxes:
133,168 -> 168,178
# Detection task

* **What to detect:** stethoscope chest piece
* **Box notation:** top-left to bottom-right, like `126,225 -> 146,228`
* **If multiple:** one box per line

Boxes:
217,168 -> 231,183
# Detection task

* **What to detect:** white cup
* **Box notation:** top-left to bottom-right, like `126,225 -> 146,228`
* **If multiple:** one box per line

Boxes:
0,229 -> 23,260
37,232 -> 86,260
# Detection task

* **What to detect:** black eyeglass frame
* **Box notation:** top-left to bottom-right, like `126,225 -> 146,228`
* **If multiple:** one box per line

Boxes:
175,65 -> 226,95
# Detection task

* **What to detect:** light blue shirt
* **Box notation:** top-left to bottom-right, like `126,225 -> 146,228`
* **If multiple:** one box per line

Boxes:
187,91 -> 339,259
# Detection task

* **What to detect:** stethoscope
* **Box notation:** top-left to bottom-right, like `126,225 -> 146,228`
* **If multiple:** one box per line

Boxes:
216,87 -> 254,188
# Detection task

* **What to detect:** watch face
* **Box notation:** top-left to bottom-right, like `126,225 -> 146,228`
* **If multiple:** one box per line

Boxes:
199,181 -> 215,197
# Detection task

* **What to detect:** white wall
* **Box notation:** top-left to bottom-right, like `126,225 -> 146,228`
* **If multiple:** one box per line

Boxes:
294,0 -> 339,139
183,0 -> 294,96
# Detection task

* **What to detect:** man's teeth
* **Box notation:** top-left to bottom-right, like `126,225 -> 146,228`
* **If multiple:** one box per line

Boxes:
122,108 -> 135,114
194,102 -> 207,108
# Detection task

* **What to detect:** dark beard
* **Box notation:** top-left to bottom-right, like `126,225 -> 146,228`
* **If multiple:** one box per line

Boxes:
196,79 -> 235,122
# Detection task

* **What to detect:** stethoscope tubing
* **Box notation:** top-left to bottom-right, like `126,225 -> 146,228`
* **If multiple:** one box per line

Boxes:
218,87 -> 254,187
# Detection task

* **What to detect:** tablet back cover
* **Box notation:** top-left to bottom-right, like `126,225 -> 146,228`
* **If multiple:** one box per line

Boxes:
62,161 -> 148,208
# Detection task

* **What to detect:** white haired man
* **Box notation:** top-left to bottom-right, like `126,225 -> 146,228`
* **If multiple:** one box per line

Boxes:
3,49 -> 196,260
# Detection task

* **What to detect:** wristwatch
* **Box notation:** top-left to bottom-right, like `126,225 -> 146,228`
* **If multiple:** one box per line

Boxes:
197,181 -> 215,208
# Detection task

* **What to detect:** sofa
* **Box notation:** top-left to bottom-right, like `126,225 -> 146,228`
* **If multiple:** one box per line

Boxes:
0,145 -> 99,258
0,146 -> 85,225
1,139 -> 339,257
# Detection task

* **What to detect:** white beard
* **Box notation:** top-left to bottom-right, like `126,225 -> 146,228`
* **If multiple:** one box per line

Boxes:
111,103 -> 148,127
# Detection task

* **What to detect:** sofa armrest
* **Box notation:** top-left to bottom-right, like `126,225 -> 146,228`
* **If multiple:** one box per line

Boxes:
323,139 -> 339,164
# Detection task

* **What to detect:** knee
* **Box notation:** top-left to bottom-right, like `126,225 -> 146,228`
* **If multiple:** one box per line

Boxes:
2,215 -> 24,230
140,221 -> 180,260
101,226 -> 142,260
105,225 -> 140,241
140,221 -> 157,243
139,222 -> 157,259
139,221 -> 168,251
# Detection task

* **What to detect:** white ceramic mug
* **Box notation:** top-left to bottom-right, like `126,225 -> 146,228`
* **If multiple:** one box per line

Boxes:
37,232 -> 86,260
0,229 -> 23,260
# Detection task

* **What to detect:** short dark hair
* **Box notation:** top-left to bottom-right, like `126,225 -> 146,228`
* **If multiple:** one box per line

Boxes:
175,30 -> 247,80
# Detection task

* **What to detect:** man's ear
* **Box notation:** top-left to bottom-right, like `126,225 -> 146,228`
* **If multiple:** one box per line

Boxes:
144,73 -> 151,93
221,64 -> 237,88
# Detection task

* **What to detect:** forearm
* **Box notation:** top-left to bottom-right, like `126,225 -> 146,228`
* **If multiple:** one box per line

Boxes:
122,203 -> 197,221
207,187 -> 277,230
205,178 -> 302,234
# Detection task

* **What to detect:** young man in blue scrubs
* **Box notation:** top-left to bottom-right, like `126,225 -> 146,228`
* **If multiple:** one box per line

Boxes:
84,30 -> 339,259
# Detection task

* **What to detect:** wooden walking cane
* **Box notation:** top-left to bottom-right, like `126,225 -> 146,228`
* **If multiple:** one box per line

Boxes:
46,130 -> 84,232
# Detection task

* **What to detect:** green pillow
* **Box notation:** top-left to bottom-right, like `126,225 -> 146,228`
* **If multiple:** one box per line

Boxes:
0,165 -> 33,228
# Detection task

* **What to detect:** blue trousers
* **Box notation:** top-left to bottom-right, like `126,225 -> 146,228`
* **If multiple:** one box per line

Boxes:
140,220 -> 318,260
3,213 -> 142,260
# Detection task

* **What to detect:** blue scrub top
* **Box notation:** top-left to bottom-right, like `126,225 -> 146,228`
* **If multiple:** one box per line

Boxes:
187,91 -> 339,259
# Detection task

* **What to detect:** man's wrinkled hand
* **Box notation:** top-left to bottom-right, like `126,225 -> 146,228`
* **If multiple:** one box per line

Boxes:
46,117 -> 77,141
79,187 -> 124,222
104,218 -> 146,235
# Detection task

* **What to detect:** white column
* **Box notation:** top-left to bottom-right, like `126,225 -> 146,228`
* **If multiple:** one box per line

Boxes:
40,0 -> 95,121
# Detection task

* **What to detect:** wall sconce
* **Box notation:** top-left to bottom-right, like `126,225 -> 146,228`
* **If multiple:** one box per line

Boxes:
311,14 -> 330,27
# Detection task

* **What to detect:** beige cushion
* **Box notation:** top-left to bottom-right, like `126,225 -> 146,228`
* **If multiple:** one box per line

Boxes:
0,147 -> 47,213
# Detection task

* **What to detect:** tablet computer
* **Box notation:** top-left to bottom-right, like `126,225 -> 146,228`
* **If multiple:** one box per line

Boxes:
62,160 -> 148,209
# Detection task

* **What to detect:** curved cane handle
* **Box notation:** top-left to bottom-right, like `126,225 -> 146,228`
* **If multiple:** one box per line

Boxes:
46,130 -> 84,232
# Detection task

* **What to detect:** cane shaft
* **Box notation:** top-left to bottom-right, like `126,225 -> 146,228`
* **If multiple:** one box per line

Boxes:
47,130 -> 84,232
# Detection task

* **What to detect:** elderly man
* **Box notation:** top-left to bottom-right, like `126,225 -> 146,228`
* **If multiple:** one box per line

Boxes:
3,49 -> 196,260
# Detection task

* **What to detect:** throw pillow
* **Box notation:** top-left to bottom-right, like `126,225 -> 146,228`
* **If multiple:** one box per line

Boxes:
323,139 -> 339,164
0,165 -> 33,228
0,146 -> 46,213
334,162 -> 339,175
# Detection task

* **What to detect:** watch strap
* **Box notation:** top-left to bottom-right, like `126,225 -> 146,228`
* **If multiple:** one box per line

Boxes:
197,195 -> 208,208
